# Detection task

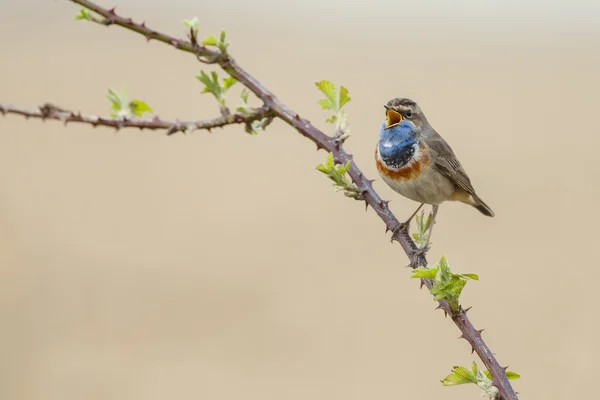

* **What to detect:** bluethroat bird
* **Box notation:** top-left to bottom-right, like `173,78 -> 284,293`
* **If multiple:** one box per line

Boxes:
375,98 -> 494,250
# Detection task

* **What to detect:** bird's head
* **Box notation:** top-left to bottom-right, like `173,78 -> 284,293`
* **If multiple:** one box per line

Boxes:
381,98 -> 426,135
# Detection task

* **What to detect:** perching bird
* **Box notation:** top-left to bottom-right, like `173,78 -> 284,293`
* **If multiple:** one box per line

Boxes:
375,98 -> 494,250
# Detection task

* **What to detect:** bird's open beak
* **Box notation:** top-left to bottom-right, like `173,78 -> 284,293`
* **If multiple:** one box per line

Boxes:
384,106 -> 403,128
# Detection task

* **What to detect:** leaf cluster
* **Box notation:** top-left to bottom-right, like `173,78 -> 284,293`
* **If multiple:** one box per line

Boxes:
442,362 -> 520,399
316,153 -> 362,200
411,210 -> 432,248
107,88 -> 153,118
315,80 -> 351,142
411,255 -> 478,312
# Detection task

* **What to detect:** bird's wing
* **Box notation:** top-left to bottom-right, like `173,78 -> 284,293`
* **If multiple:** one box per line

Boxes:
423,132 -> 477,196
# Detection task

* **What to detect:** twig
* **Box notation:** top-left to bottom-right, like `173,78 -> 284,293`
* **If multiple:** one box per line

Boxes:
1,2 -> 519,398
0,103 -> 272,135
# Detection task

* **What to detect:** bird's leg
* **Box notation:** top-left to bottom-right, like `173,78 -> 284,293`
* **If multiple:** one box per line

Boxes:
390,203 -> 424,241
421,204 -> 439,252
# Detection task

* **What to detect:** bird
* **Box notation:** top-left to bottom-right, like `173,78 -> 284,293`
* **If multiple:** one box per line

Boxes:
375,97 -> 494,251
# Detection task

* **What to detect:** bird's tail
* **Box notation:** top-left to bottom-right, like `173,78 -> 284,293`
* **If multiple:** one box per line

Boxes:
471,194 -> 495,217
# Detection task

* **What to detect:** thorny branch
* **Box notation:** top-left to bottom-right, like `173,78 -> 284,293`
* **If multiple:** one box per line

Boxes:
0,1 -> 519,399
0,103 -> 273,135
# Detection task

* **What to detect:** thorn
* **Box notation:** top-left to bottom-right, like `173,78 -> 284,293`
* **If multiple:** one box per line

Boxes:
145,36 -> 152,42
108,7 -> 116,14
435,304 -> 443,310
502,366 -> 509,372
170,40 -> 179,48
267,94 -> 274,100
358,172 -> 363,179
419,280 -> 424,289
463,306 -> 472,313
366,178 -> 375,185
141,21 -> 146,28
471,347 -> 476,354
126,18 -> 133,24
347,154 -> 354,160
294,114 -> 300,120
477,329 -> 485,336
444,310 -> 448,317
207,127 -> 212,133
458,333 -> 465,340
364,201 -> 368,211
385,225 -> 390,233
380,200 -> 390,208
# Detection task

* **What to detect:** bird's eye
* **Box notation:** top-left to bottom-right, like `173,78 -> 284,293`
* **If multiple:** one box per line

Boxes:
405,110 -> 413,118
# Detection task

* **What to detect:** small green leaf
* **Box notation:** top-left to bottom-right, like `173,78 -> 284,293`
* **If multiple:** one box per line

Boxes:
240,89 -> 249,103
183,17 -> 199,34
202,35 -> 218,46
315,80 -> 336,110
107,89 -> 122,110
316,164 -> 328,174
107,88 -> 128,117
218,30 -> 229,53
318,99 -> 332,110
483,370 -> 521,380
223,77 -> 237,90
325,115 -> 337,123
459,273 -> 480,281
75,9 -> 93,21
129,100 -> 153,117
442,364 -> 479,386
339,161 -> 351,175
338,85 -> 351,109
411,266 -> 438,280
325,153 -> 334,169
196,70 -> 222,99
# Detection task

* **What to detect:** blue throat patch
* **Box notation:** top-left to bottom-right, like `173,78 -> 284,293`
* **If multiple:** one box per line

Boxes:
378,121 -> 417,169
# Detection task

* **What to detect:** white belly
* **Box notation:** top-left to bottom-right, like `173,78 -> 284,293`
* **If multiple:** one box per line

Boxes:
379,166 -> 455,205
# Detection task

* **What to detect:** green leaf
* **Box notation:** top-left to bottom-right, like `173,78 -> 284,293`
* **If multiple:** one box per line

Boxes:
202,35 -> 218,46
196,71 -> 222,99
318,99 -> 332,110
129,100 -> 153,117
442,364 -> 479,386
75,9 -> 93,21
338,85 -> 351,109
240,89 -> 249,103
325,153 -> 334,169
483,370 -> 521,380
218,30 -> 229,52
223,77 -> 237,90
183,17 -> 199,34
107,88 -> 128,117
459,273 -> 479,281
316,164 -> 328,174
339,161 -> 351,175
315,80 -> 336,110
325,115 -> 337,123
107,89 -> 122,111
411,266 -> 438,280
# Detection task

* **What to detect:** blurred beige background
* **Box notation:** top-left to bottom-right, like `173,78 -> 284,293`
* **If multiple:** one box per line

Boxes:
1,0 -> 599,399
